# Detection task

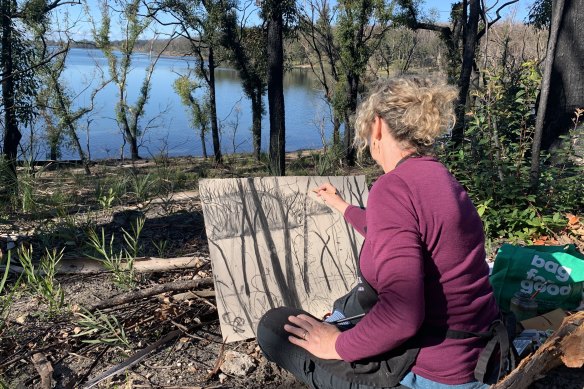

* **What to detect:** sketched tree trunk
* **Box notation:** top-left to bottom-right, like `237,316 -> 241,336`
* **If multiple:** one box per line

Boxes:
247,178 -> 301,308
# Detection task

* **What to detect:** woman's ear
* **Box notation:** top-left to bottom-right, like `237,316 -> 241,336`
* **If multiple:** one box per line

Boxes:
371,116 -> 383,142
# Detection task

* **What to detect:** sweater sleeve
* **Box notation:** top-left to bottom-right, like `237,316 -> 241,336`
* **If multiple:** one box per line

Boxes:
335,174 -> 426,362
344,205 -> 367,237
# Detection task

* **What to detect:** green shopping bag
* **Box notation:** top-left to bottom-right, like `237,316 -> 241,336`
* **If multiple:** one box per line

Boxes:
490,244 -> 584,313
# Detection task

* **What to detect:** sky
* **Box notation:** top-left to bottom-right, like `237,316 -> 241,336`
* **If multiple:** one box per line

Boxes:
54,0 -> 537,42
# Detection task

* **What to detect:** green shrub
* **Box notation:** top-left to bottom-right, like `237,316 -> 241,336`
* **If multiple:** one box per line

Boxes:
440,62 -> 583,242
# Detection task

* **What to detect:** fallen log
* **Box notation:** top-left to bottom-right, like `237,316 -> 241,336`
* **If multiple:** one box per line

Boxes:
87,278 -> 214,311
3,256 -> 205,275
492,311 -> 584,389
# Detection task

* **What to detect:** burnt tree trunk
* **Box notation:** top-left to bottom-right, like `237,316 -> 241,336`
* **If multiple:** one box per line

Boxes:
343,73 -> 359,165
530,0 -> 565,188
208,46 -> 222,164
541,0 -> 584,150
333,115 -> 341,147
1,0 -> 19,180
452,0 -> 480,145
129,136 -> 139,161
200,127 -> 208,159
251,89 -> 263,160
267,8 -> 286,176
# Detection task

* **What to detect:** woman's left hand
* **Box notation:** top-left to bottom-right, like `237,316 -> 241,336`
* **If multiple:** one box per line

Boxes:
284,314 -> 343,360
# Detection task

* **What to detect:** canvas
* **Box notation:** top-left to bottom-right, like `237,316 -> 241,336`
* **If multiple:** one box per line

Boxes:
199,176 -> 369,342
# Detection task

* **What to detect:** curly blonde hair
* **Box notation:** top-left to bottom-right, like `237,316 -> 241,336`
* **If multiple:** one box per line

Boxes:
354,77 -> 458,157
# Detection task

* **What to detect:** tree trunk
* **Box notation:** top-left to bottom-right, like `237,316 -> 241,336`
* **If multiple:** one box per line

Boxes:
129,135 -> 140,161
208,46 -> 222,164
267,10 -> 286,176
343,74 -> 359,165
452,0 -> 480,145
49,143 -> 58,161
200,127 -> 208,159
530,0 -> 565,188
541,0 -> 583,150
251,89 -> 263,160
1,0 -> 20,181
52,79 -> 91,175
333,115 -> 341,147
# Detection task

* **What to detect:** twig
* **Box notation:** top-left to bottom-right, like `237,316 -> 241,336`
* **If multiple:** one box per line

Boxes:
207,339 -> 227,380
81,330 -> 182,389
86,278 -> 214,311
75,345 -> 111,388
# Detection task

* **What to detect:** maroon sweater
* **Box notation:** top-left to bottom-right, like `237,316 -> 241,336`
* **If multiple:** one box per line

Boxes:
335,156 -> 499,385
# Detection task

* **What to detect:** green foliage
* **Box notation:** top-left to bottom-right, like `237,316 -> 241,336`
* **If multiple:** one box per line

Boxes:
527,0 -> 552,29
90,0 -> 153,159
0,251 -> 15,334
73,308 -> 130,348
441,61 -> 583,242
130,173 -> 154,203
312,144 -> 344,176
98,187 -> 117,210
87,217 -> 145,289
260,0 -> 297,29
18,246 -> 65,314
173,75 -> 211,145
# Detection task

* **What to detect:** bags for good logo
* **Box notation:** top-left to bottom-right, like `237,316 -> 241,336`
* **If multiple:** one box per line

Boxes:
490,244 -> 584,313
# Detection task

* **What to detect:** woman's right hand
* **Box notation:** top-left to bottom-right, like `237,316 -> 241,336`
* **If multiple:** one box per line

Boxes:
314,183 -> 350,214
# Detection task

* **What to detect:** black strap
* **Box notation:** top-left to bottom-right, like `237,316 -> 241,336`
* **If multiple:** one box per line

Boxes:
423,318 -> 516,384
474,320 -> 509,383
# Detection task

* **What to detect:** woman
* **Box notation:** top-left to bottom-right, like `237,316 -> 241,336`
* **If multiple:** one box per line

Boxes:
257,77 -> 501,389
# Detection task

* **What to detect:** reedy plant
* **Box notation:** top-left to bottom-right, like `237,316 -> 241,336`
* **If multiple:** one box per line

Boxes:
87,217 -> 145,289
18,246 -> 65,314
0,251 -> 15,334
73,307 -> 130,348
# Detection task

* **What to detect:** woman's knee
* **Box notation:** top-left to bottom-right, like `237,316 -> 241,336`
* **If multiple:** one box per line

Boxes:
257,306 -> 305,361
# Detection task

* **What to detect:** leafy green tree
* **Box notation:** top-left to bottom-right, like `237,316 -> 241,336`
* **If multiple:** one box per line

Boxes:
90,0 -> 160,161
36,41 -> 107,174
396,0 -> 521,145
154,0 -> 237,164
223,10 -> 267,161
298,0 -> 342,146
527,0 -> 552,29
335,0 -> 393,165
173,74 -> 211,158
1,0 -> 75,182
299,0 -> 393,165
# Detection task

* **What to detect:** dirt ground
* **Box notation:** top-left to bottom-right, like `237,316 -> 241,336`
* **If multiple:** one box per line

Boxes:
0,158 -> 583,388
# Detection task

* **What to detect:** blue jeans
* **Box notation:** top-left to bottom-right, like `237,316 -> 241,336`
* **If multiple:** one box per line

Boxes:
400,372 -> 489,389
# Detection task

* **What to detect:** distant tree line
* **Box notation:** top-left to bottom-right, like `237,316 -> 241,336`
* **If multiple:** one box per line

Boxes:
1,0 -> 582,185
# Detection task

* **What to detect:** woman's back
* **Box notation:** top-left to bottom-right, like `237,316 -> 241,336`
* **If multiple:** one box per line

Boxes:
388,156 -> 499,383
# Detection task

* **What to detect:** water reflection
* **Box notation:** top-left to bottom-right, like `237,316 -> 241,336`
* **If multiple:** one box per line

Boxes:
26,48 -> 332,160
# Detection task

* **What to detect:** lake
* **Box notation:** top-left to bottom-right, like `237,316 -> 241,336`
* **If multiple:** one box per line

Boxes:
28,48 -> 333,160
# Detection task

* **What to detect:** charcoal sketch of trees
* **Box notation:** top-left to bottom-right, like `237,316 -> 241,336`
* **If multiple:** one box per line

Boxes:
199,176 -> 368,341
